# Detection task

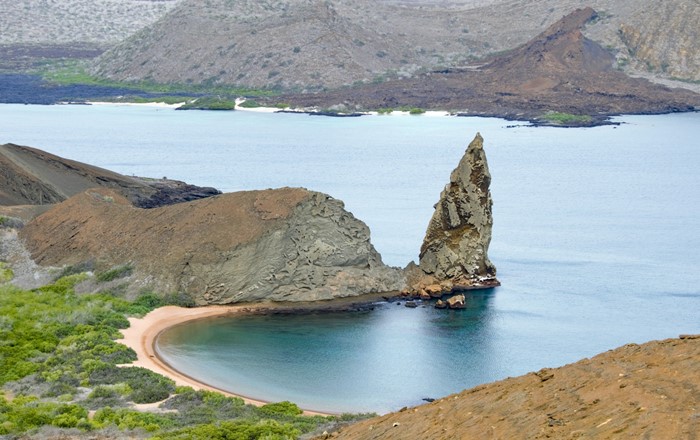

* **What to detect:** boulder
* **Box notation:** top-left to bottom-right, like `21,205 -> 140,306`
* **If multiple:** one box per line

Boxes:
446,294 -> 466,309
434,299 -> 447,309
425,284 -> 444,298
417,133 -> 499,289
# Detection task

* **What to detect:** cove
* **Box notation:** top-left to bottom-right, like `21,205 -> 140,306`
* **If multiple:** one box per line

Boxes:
1,105 -> 698,414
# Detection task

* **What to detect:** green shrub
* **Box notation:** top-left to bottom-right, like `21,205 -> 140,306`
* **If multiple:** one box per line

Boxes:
260,401 -> 303,417
54,261 -> 95,280
238,99 -> 260,108
0,262 -> 13,283
96,265 -> 133,283
94,407 -> 174,431
154,419 -> 301,440
89,366 -> 175,404
408,107 -> 426,115
541,111 -> 592,125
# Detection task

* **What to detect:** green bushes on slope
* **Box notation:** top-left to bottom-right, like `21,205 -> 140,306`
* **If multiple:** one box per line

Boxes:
0,276 -> 372,438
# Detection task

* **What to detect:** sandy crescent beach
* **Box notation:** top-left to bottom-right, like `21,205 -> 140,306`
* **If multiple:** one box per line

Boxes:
117,305 -> 331,416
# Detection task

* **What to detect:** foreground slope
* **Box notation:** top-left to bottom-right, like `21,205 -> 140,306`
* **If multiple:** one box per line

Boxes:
322,336 -> 700,439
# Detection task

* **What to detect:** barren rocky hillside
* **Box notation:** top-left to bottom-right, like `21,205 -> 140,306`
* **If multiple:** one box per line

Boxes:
0,143 -> 219,208
278,8 -> 700,121
321,335 -> 700,440
91,0 -> 700,90
0,0 -> 179,46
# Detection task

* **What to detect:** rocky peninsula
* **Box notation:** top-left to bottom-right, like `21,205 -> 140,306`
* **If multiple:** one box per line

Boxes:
2,134 -> 497,304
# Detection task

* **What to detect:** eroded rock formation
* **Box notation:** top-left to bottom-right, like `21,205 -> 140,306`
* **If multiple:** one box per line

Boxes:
414,133 -> 499,293
20,187 -> 405,304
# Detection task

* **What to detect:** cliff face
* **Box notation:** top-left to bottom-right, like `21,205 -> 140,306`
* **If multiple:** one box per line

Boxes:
616,2 -> 700,82
20,187 -> 405,304
417,133 -> 497,291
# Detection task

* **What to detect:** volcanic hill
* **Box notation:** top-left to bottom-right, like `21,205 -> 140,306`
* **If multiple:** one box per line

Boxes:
89,0 -> 700,91
278,7 -> 700,123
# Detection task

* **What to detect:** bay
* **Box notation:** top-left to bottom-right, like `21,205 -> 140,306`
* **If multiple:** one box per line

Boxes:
1,104 -> 698,413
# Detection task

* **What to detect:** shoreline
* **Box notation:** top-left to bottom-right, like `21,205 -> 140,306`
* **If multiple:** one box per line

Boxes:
116,294 -> 393,417
117,304 -> 335,416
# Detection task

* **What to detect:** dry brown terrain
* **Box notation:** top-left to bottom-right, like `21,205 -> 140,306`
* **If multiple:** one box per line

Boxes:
0,143 -> 219,208
91,0 -> 700,90
278,8 -> 700,122
321,336 -> 700,440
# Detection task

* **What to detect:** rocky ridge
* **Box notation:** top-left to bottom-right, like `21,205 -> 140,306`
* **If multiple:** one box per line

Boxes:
3,140 -> 495,304
319,335 -> 700,440
0,143 -> 220,208
413,133 -> 498,293
18,187 -> 405,304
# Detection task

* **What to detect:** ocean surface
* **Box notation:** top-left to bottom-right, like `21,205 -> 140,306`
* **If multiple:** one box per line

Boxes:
1,104 -> 698,413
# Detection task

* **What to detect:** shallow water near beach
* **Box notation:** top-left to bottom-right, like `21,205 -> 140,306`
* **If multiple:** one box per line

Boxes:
1,105 -> 698,413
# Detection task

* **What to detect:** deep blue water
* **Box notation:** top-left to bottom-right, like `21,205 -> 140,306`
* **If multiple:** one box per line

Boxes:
1,104 -> 698,413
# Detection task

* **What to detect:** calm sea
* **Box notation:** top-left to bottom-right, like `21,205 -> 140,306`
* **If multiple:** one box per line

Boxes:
1,104 -> 698,413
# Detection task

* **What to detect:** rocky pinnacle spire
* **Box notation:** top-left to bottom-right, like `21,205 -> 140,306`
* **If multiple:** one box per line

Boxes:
418,132 -> 499,290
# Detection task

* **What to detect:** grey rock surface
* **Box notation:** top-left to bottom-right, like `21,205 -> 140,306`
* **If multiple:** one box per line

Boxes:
418,132 -> 498,289
181,192 -> 406,304
19,187 -> 405,304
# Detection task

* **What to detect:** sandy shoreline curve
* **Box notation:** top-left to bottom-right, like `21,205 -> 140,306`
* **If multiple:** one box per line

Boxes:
116,305 -> 332,416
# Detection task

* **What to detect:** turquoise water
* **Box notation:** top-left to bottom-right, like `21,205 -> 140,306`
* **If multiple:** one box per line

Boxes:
1,105 -> 698,413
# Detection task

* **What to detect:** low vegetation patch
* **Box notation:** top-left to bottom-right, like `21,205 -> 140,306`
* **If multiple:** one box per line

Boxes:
96,264 -> 133,282
0,276 -> 373,438
38,60 -> 277,99
177,96 -> 236,110
238,99 -> 261,108
0,262 -> 13,283
541,111 -> 593,125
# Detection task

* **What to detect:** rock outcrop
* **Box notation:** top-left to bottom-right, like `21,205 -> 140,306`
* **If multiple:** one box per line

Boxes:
19,187 -> 405,304
0,143 -> 220,208
413,133 -> 498,293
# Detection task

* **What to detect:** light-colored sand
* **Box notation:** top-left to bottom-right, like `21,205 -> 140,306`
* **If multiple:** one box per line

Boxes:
87,101 -> 183,108
117,305 -> 330,416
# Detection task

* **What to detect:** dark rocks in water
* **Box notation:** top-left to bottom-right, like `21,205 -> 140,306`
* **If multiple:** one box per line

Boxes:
412,133 -> 499,295
404,301 -> 418,308
434,299 -> 447,309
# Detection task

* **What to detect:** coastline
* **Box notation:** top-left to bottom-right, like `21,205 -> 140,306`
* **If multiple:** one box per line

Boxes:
116,304 -> 334,416
116,294 -> 394,417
